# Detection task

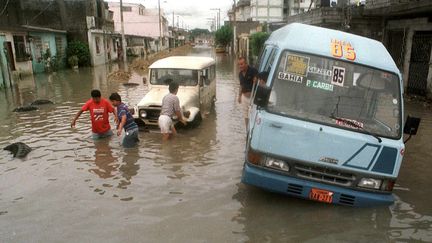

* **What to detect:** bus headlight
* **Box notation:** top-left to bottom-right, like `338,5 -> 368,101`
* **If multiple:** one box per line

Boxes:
139,110 -> 147,118
265,158 -> 289,172
358,178 -> 382,190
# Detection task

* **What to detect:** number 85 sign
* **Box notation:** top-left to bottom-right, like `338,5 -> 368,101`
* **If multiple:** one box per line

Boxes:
331,39 -> 356,61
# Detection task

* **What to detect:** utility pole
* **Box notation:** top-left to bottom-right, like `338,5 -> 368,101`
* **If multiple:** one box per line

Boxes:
210,8 -> 221,30
158,0 -> 162,52
233,0 -> 237,54
120,0 -> 127,63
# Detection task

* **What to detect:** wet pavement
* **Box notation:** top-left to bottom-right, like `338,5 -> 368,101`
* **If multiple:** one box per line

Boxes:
0,47 -> 431,242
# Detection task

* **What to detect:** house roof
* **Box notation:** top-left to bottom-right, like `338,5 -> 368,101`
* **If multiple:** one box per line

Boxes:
149,56 -> 215,70
21,25 -> 67,34
266,23 -> 400,75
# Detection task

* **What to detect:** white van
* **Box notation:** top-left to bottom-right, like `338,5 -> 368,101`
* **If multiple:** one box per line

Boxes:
134,56 -> 216,128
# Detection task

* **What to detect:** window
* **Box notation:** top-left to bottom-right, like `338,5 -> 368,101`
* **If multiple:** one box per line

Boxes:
268,50 -> 402,139
95,37 -> 101,54
113,39 -> 117,52
13,35 -> 27,62
150,69 -> 198,86
55,36 -> 65,58
122,6 -> 132,12
33,36 -> 43,61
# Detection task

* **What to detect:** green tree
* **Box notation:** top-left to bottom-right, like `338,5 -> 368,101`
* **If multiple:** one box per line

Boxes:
214,25 -> 233,47
66,41 -> 91,67
250,31 -> 270,57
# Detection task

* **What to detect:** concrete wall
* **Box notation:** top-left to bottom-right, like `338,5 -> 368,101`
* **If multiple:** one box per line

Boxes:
386,17 -> 432,96
0,34 -> 11,88
250,0 -> 285,22
88,30 -> 119,66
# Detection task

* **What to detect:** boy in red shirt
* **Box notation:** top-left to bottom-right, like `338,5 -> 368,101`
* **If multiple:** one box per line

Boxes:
71,89 -> 116,139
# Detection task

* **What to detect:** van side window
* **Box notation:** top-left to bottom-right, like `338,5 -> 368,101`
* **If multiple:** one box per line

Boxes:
265,49 -> 278,73
258,48 -> 268,71
258,46 -> 278,73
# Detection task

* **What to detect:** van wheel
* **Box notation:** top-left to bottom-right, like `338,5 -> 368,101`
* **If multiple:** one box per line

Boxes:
189,111 -> 202,128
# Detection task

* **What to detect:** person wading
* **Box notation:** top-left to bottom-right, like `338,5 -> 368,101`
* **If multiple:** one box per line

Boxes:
158,81 -> 187,141
71,89 -> 116,139
237,57 -> 258,129
109,92 -> 139,148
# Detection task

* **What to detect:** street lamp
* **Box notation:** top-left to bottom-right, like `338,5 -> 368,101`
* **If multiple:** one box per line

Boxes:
210,8 -> 221,30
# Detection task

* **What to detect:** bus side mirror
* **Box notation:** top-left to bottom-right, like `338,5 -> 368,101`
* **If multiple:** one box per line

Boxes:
403,116 -> 421,143
254,86 -> 271,107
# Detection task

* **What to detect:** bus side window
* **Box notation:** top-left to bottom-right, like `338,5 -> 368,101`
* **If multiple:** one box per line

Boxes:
265,49 -> 278,73
258,45 -> 278,74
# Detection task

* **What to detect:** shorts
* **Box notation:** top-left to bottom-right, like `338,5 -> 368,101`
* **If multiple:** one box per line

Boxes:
241,94 -> 251,119
92,130 -> 113,140
123,127 -> 139,148
158,115 -> 173,134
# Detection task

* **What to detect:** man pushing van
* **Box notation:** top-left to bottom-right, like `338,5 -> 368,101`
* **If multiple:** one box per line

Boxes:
158,82 -> 187,141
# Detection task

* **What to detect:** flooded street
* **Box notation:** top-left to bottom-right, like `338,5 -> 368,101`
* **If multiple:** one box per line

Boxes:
0,47 -> 431,242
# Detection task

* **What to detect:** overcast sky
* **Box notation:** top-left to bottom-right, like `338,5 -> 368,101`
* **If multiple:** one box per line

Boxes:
107,0 -> 233,30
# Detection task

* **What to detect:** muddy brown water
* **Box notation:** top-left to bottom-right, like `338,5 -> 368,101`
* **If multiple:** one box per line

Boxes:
0,47 -> 431,242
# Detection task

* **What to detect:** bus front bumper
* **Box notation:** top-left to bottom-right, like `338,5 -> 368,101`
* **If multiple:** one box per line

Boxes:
241,163 -> 394,207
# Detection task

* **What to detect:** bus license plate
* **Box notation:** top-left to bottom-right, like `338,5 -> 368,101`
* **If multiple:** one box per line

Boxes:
309,188 -> 333,203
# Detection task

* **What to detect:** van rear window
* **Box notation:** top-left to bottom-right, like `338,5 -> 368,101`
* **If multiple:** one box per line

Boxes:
150,69 -> 198,86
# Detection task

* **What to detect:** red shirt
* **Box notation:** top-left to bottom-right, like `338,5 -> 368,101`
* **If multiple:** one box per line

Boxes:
81,98 -> 114,134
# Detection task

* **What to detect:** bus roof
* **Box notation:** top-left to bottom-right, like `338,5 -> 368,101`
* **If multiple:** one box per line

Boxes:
149,56 -> 215,70
266,23 -> 400,74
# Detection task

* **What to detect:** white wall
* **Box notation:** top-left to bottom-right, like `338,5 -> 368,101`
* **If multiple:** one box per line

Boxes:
250,0 -> 284,23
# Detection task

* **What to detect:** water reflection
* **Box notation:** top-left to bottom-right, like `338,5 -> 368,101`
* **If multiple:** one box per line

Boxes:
117,147 -> 140,189
90,139 -> 118,179
0,47 -> 431,242
232,184 -> 393,242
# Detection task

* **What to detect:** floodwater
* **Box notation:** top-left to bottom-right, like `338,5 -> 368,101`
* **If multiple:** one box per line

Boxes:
0,47 -> 431,242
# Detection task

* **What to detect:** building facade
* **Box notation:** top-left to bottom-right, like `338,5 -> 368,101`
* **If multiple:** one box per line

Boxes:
109,2 -> 170,54
250,0 -> 285,22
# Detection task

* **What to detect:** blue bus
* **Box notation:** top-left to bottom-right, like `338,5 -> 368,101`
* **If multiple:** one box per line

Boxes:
242,23 -> 420,207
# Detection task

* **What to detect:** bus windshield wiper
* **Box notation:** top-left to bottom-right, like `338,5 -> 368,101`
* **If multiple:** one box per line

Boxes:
329,115 -> 382,143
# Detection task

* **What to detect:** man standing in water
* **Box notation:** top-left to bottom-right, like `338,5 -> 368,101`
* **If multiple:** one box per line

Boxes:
158,82 -> 187,141
237,57 -> 258,128
109,92 -> 139,148
71,89 -> 115,139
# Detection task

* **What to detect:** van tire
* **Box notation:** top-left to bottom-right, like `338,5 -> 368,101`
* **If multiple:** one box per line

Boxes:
189,111 -> 202,128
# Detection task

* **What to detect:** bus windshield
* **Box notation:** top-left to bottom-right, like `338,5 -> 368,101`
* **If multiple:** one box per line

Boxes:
150,69 -> 198,86
268,51 -> 402,139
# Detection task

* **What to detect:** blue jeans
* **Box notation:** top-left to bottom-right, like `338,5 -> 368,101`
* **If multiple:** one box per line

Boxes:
92,130 -> 113,140
123,127 -> 139,148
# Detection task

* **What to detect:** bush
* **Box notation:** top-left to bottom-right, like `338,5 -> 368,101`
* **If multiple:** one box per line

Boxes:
214,25 -> 233,47
250,32 -> 270,57
66,41 -> 90,67
68,55 -> 79,67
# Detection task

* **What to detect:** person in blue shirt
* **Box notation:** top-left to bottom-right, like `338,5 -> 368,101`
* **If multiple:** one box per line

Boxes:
109,92 -> 139,148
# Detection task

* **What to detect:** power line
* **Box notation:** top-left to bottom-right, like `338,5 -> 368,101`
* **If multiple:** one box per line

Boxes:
0,0 -> 11,17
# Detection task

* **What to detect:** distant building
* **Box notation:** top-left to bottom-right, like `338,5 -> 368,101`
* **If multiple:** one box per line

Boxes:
0,0 -> 69,87
109,2 -> 170,54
